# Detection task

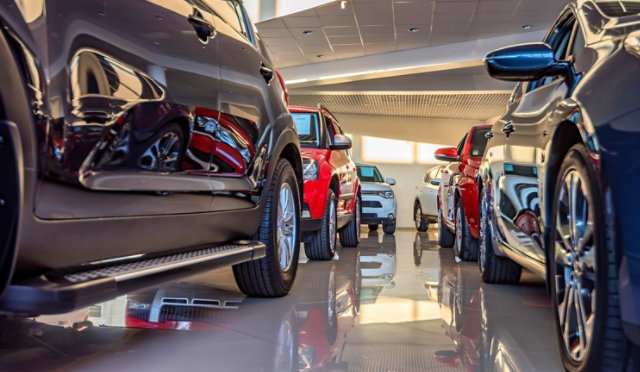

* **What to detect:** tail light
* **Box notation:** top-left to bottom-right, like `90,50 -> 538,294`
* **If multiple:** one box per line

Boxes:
275,70 -> 289,105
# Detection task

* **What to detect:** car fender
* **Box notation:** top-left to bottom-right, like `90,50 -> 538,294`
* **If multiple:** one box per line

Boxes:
457,176 -> 480,239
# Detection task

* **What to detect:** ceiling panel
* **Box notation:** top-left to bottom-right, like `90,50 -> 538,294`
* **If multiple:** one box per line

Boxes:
289,91 -> 511,120
257,0 -> 569,68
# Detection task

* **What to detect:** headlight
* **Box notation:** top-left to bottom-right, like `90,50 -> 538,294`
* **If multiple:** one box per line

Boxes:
303,158 -> 318,180
377,190 -> 394,199
127,300 -> 150,311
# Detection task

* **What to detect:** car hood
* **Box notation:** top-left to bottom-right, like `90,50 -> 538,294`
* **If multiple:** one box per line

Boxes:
361,182 -> 393,192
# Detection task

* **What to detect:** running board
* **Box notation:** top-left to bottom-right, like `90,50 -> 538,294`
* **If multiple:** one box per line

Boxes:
0,241 -> 265,314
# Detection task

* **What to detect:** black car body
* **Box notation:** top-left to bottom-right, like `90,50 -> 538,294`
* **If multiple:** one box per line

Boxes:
477,1 -> 640,370
0,0 -> 302,314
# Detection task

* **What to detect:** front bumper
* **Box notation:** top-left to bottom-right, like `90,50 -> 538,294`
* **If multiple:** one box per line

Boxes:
361,193 -> 396,224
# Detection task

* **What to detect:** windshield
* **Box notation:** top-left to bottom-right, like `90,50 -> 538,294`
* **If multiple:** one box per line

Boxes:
470,128 -> 490,157
292,112 -> 321,148
357,165 -> 384,183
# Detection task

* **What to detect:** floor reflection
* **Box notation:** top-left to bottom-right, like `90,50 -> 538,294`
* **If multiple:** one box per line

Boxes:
0,229 -> 563,371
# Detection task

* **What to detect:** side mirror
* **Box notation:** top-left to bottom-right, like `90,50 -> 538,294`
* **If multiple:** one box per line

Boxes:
434,147 -> 458,162
430,179 -> 440,186
386,177 -> 396,185
330,134 -> 352,150
484,42 -> 570,81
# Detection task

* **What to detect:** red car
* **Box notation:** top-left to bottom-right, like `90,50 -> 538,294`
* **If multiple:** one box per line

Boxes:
435,125 -> 491,261
290,106 -> 361,260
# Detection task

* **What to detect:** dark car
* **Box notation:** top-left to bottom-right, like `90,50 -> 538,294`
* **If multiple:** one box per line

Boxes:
477,1 -> 640,370
434,125 -> 491,261
0,0 -> 303,314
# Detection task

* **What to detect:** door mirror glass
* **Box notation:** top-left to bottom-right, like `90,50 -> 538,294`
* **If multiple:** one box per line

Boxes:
386,177 -> 396,185
430,179 -> 440,186
330,134 -> 352,150
434,147 -> 458,162
484,42 -> 570,81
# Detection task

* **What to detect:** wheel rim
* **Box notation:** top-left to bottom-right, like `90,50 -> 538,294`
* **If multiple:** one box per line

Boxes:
455,206 -> 463,255
355,198 -> 361,240
277,183 -> 296,271
554,169 -> 596,363
415,206 -> 421,229
327,269 -> 336,326
274,316 -> 294,371
329,198 -> 336,254
139,131 -> 180,171
479,193 -> 489,273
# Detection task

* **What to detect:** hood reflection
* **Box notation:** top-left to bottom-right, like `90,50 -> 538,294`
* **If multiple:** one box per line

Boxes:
359,232 -> 396,304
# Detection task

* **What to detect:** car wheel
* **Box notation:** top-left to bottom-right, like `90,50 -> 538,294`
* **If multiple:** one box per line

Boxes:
233,158 -> 300,297
382,222 -> 396,235
415,204 -> 428,232
305,189 -> 337,260
550,144 -> 639,371
478,188 -> 521,283
339,196 -> 360,247
137,123 -> 184,172
368,224 -> 378,231
454,199 -> 478,261
438,210 -> 455,248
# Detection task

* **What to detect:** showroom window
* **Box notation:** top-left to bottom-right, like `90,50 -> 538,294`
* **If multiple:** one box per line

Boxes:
362,136 -> 414,164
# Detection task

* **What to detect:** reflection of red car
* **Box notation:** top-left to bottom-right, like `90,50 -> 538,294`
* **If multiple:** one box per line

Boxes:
435,125 -> 491,261
290,106 -> 360,260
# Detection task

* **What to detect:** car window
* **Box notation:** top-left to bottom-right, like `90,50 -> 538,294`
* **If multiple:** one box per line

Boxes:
456,133 -> 468,157
569,24 -> 588,74
527,14 -> 575,92
357,165 -> 384,183
425,166 -> 438,183
470,128 -> 490,157
211,0 -> 251,42
292,112 -> 321,148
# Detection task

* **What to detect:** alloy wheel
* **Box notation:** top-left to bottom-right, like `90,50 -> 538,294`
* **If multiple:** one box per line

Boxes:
415,206 -> 422,229
554,169 -> 596,363
455,206 -> 463,255
329,198 -> 336,254
479,193 -> 489,273
277,183 -> 297,271
139,131 -> 181,171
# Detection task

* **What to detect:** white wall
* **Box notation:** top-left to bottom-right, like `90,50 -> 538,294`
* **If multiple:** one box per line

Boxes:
336,114 -> 484,228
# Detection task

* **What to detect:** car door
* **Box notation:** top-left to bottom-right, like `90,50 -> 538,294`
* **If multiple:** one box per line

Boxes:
440,134 -> 467,229
419,166 -> 440,216
208,0 -> 278,197
489,11 -> 577,263
35,0 -> 224,219
325,115 -> 355,215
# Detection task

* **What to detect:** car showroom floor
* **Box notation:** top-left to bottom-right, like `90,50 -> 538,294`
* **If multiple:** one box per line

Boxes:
0,229 -> 563,371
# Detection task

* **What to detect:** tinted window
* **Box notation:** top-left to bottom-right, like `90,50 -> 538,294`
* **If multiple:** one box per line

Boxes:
292,112 -> 321,148
456,133 -> 468,157
470,128 -> 490,157
425,166 -> 440,183
214,1 -> 250,41
357,165 -> 384,183
528,14 -> 575,91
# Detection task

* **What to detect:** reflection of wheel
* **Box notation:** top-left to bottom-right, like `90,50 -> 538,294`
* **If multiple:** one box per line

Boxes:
272,308 -> 299,372
137,123 -> 184,171
325,268 -> 338,344
368,224 -> 378,232
550,144 -> 638,371
339,196 -> 360,247
415,204 -> 428,232
233,158 -> 300,297
383,222 -> 395,235
478,189 -> 521,284
306,189 -> 337,260
454,199 -> 478,261
438,210 -> 455,247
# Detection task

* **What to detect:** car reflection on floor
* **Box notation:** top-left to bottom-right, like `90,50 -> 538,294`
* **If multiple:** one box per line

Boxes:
0,230 -> 563,371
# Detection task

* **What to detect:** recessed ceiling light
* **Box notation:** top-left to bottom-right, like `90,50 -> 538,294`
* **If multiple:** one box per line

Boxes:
340,1 -> 348,10
317,54 -> 324,59
408,27 -> 420,33
522,24 -> 532,30
302,30 -> 313,35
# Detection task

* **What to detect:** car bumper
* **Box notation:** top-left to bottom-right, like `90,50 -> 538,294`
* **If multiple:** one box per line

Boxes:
361,194 -> 396,224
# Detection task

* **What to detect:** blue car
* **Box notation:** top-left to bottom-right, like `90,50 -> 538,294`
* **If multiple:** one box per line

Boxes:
476,1 -> 640,370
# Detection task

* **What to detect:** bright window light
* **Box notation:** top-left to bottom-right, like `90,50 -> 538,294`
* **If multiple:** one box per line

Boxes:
362,136 -> 414,164
416,142 -> 448,164
276,0 -> 335,17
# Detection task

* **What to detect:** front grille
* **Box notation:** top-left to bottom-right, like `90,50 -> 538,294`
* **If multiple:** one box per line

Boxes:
362,213 -> 377,220
159,305 -> 229,323
362,200 -> 382,208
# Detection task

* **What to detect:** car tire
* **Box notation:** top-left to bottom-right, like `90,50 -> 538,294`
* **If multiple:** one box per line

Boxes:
368,224 -> 378,231
438,210 -> 455,248
550,144 -> 640,372
233,158 -> 300,297
305,189 -> 337,260
135,123 -> 184,172
414,203 -> 429,232
454,199 -> 478,261
339,196 -> 360,247
382,222 -> 396,235
478,189 -> 521,284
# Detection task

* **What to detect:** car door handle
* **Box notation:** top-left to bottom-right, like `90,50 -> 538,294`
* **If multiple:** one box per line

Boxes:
502,122 -> 515,135
485,130 -> 494,139
188,9 -> 215,43
259,63 -> 274,84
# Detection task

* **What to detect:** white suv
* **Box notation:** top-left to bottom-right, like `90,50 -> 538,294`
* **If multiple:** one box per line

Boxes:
356,163 -> 397,235
413,165 -> 443,231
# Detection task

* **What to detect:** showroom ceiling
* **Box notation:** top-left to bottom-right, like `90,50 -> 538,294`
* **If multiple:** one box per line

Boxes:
258,0 -> 569,68
289,90 -> 511,120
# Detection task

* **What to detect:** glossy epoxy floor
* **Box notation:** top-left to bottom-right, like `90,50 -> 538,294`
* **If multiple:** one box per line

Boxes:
0,229 -> 564,371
